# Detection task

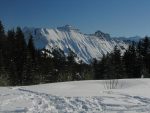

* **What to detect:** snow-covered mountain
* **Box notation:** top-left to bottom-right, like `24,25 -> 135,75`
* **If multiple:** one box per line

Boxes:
23,25 -> 128,63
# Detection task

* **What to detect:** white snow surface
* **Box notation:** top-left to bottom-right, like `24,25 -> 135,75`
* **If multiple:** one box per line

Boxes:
0,79 -> 150,113
23,25 -> 128,63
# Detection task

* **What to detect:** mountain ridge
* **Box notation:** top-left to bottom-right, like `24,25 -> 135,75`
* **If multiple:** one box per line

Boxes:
23,25 -> 128,63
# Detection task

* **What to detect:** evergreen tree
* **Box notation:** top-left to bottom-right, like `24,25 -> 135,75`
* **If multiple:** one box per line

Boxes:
0,20 -> 4,37
15,27 -> 27,85
94,56 -> 107,80
0,21 -> 10,85
27,35 -> 35,59
112,46 -> 125,79
0,21 -> 5,47
0,20 -> 5,61
0,50 -> 9,86
137,40 -> 142,56
22,49 -> 35,85
139,37 -> 150,77
5,29 -> 17,85
141,36 -> 149,56
67,49 -> 76,64
143,37 -> 150,73
92,58 -> 99,79
123,42 -> 141,78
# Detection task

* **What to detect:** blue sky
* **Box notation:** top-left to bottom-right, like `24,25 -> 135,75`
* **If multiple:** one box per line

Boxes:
0,0 -> 150,37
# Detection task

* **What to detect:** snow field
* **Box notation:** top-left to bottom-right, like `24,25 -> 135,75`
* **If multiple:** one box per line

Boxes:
0,79 -> 150,113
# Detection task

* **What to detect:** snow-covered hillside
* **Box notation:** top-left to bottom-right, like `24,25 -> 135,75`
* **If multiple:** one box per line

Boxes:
23,25 -> 128,63
0,79 -> 150,113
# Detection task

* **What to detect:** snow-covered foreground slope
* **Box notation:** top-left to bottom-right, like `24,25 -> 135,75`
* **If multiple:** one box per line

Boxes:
0,79 -> 150,113
23,25 -> 128,63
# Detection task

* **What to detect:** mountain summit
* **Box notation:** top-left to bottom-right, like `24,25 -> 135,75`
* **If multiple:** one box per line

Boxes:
57,25 -> 80,32
23,25 -> 128,63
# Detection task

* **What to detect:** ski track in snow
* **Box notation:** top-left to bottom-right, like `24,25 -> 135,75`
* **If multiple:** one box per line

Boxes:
0,87 -> 150,113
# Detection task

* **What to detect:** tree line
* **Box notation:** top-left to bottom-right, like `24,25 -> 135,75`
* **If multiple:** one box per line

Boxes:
0,20 -> 150,86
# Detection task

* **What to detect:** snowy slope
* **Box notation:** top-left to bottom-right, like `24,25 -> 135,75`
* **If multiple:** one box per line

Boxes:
0,79 -> 150,113
23,25 -> 128,63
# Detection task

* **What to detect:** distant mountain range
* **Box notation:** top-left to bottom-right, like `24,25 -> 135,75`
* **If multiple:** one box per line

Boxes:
22,25 -> 140,63
114,36 -> 142,42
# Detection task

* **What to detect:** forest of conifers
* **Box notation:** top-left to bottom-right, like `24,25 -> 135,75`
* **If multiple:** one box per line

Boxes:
0,20 -> 150,86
